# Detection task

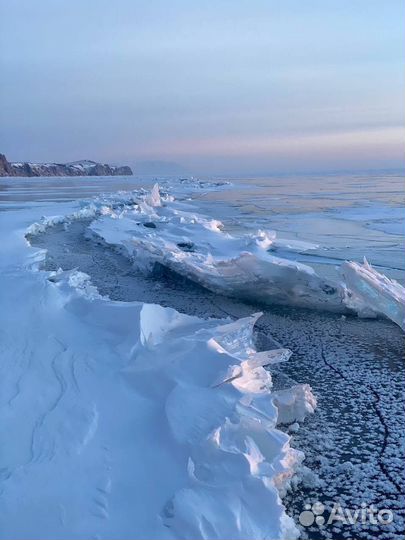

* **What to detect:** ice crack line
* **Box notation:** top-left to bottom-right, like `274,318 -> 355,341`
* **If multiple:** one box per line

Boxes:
318,337 -> 402,494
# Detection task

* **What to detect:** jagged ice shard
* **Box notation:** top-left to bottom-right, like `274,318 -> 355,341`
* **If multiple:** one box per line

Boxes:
342,258 -> 405,331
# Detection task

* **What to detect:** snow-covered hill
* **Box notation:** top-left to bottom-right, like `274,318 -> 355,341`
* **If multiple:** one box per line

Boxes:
0,153 -> 132,177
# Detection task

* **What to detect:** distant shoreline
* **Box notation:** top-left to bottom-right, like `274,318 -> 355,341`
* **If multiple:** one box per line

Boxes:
0,153 -> 132,177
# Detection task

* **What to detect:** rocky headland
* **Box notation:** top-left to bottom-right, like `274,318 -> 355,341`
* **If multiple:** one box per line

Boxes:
0,154 -> 132,177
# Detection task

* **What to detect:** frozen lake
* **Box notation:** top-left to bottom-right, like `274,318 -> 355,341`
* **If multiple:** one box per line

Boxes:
1,171 -> 404,539
1,170 -> 404,282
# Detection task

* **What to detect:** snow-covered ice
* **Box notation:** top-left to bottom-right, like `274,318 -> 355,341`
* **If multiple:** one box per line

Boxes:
0,176 -> 404,539
0,190 -> 317,539
87,184 -> 348,313
85,184 -> 405,329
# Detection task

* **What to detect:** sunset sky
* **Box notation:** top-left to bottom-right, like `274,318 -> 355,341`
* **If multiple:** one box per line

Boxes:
0,0 -> 403,174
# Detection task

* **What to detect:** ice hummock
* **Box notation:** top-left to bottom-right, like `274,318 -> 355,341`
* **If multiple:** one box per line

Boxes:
88,184 -> 347,313
342,258 -> 405,331
86,184 -> 405,330
0,196 -> 320,539
26,183 -> 405,331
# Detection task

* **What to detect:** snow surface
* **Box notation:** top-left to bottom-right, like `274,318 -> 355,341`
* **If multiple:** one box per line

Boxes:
0,192 -> 318,539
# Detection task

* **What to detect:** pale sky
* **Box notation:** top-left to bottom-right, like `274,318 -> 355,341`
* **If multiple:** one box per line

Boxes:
0,0 -> 404,174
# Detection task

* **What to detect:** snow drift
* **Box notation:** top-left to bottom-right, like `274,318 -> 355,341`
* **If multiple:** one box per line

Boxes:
0,200 -> 319,539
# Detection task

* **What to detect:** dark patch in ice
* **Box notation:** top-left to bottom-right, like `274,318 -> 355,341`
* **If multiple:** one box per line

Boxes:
322,284 -> 337,295
177,241 -> 195,252
30,219 -> 405,540
143,221 -> 156,229
267,318 -> 405,540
